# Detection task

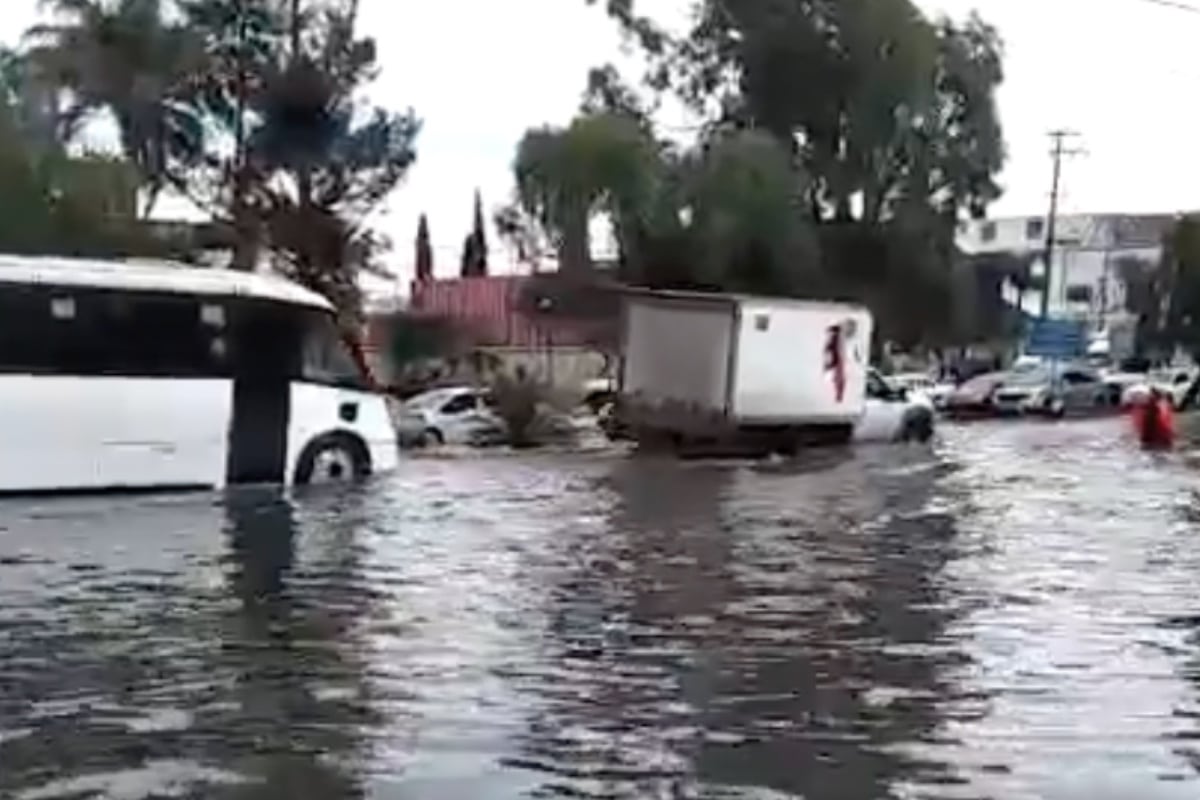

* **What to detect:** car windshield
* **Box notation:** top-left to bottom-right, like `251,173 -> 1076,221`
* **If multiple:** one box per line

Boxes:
405,390 -> 461,410
1151,369 -> 1192,383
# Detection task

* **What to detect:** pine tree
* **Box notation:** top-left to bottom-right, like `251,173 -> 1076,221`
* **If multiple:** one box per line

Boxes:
472,188 -> 488,274
459,188 -> 488,277
415,212 -> 433,282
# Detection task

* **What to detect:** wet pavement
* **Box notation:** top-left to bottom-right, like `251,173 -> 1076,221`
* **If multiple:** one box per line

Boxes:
3,418 -> 1200,798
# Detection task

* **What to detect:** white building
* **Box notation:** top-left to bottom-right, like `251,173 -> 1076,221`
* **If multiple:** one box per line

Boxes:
957,213 -> 1173,327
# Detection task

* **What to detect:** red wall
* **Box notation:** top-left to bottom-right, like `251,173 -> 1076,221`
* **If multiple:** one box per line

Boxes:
409,276 -> 596,348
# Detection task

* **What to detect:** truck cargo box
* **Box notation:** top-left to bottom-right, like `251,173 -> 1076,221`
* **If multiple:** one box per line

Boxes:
619,291 -> 872,436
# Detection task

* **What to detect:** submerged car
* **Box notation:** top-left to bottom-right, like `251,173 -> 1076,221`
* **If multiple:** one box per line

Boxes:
395,386 -> 507,447
859,370 -> 935,443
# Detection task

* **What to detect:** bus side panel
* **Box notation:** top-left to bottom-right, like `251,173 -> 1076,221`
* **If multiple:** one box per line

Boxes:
285,383 -> 399,483
0,376 -> 230,492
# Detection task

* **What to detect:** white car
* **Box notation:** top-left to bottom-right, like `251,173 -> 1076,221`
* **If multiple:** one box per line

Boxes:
887,371 -> 956,410
395,386 -> 507,447
1120,367 -> 1197,410
858,370 -> 935,443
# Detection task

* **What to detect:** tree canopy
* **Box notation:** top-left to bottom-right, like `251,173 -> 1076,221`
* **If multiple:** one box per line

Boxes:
0,46 -> 163,258
460,189 -> 489,277
15,0 -> 421,320
536,0 -> 1009,348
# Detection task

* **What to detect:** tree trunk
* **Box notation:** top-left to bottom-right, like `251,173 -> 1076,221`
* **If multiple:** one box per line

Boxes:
559,203 -> 590,275
139,184 -> 160,220
229,0 -> 255,271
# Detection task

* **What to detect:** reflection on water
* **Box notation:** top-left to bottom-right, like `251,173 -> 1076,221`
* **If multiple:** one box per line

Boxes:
3,419 -> 1200,798
0,488 -> 379,800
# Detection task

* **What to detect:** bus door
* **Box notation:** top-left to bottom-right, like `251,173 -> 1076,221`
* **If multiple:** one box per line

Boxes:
226,303 -> 294,485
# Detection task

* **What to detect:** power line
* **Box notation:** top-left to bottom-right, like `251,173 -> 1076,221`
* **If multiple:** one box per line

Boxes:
1128,0 -> 1200,14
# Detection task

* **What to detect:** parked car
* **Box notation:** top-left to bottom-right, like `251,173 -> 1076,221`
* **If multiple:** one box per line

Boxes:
395,386 -> 507,447
1120,367 -> 1198,410
1102,367 -> 1151,403
943,372 -> 1007,419
992,365 -> 1112,417
889,371 -> 956,410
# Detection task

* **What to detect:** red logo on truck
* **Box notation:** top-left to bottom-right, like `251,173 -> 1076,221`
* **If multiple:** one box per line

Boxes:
824,324 -> 846,403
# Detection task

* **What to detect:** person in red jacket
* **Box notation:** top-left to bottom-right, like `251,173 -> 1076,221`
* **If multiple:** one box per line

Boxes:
1130,386 -> 1175,449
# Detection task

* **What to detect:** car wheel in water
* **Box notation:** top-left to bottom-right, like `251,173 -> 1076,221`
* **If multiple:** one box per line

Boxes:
294,435 -> 370,485
1047,397 -> 1066,418
420,428 -> 445,447
900,407 -> 934,443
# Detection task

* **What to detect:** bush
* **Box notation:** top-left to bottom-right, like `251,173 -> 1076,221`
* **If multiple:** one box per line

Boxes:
488,368 -> 582,448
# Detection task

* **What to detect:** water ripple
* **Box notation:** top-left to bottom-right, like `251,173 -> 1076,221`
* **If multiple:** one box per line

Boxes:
2,421 -> 1200,798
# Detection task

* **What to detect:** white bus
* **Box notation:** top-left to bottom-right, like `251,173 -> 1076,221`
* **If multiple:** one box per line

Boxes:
0,255 -> 399,493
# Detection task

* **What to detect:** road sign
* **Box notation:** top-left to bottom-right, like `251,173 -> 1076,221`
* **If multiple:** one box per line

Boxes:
1025,318 -> 1085,359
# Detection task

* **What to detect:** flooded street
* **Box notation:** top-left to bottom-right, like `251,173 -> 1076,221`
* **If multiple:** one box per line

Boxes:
5,419 -> 1200,798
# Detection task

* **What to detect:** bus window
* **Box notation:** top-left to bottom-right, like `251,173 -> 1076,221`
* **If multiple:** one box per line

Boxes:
0,286 -> 227,377
101,291 -> 227,376
0,285 -> 63,373
300,314 -> 368,389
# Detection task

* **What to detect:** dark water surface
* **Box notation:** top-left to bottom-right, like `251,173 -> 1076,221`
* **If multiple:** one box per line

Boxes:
5,419 -> 1200,799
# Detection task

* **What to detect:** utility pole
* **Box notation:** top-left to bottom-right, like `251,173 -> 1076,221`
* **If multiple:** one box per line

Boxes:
1040,130 -> 1084,318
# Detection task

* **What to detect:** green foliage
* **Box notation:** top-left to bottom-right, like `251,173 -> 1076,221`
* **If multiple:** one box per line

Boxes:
1111,217 -> 1200,360
515,112 -> 662,275
685,130 -> 819,294
593,0 -> 1005,222
572,0 -> 1008,346
1119,256 -> 1167,356
26,0 -> 208,216
22,0 -> 420,319
385,313 -> 460,373
1163,216 -> 1200,359
488,370 -> 544,449
0,73 -> 166,258
415,213 -> 433,281
460,189 -> 488,277
181,0 -> 420,318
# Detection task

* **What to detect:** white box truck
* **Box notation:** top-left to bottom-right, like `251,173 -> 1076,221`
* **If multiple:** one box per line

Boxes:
617,290 -> 875,453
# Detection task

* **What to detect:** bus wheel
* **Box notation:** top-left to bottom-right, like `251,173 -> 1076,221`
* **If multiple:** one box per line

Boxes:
295,434 -> 370,485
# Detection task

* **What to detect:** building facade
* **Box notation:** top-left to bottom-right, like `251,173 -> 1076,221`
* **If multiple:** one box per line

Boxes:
957,214 -> 1173,328
391,275 -> 613,389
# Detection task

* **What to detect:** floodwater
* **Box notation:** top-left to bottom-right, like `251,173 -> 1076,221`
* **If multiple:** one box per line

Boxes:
4,420 -> 1200,799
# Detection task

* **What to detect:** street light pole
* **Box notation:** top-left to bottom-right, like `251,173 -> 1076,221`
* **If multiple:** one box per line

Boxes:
1041,130 -> 1083,319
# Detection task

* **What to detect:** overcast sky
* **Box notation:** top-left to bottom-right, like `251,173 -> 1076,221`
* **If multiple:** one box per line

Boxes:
5,0 -> 1200,285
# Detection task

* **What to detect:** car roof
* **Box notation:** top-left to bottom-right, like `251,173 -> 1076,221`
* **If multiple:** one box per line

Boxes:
412,385 -> 476,399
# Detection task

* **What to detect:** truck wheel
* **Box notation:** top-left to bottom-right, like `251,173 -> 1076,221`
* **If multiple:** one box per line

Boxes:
821,424 -> 854,447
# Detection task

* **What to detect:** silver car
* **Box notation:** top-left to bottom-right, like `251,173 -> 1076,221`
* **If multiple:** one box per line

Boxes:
395,386 -> 508,447
992,366 -> 1110,417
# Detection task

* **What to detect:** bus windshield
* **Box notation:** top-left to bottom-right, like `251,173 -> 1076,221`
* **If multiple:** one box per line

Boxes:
299,312 -> 371,389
